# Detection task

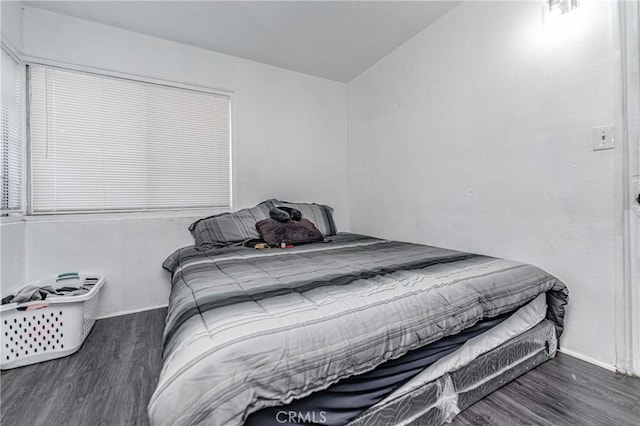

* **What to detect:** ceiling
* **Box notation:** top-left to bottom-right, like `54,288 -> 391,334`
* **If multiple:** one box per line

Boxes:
23,1 -> 460,82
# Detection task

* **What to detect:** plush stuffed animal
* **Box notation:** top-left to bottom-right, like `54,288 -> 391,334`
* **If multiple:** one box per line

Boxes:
269,206 -> 303,222
256,207 -> 323,247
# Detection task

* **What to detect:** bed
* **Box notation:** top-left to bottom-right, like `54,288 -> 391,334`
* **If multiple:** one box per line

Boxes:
148,232 -> 568,426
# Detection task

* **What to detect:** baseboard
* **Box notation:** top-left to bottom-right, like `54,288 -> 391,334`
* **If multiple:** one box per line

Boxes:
558,347 -> 616,372
97,303 -> 168,320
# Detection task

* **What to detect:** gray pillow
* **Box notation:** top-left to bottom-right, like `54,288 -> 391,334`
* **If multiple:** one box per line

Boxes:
189,199 -> 279,250
276,201 -> 337,237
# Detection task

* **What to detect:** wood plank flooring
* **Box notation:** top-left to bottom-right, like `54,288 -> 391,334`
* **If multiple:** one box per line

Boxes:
453,351 -> 640,426
1,309 -> 165,426
1,309 -> 638,426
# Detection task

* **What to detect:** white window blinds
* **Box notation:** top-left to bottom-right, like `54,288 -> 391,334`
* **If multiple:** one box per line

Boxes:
1,48 -> 23,213
29,66 -> 231,214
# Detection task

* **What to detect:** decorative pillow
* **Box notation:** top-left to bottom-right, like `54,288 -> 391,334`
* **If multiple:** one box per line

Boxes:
189,199 -> 279,249
275,201 -> 337,237
255,217 -> 324,247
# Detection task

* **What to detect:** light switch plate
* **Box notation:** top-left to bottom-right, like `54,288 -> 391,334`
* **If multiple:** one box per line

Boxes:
593,125 -> 614,150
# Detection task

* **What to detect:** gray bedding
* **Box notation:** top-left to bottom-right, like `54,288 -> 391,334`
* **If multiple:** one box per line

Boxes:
245,313 -> 510,426
148,233 -> 568,426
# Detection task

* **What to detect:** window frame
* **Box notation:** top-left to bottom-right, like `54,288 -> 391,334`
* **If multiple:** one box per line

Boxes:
24,59 -> 236,217
1,42 -> 26,218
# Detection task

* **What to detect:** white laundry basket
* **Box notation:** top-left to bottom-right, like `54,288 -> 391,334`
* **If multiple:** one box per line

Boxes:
1,273 -> 105,370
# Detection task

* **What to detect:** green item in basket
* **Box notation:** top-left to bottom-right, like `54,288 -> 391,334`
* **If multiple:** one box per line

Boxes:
56,272 -> 79,281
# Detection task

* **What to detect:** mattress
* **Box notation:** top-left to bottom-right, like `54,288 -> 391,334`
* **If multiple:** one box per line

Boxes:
247,293 -> 548,426
245,313 -> 509,426
149,233 -> 568,426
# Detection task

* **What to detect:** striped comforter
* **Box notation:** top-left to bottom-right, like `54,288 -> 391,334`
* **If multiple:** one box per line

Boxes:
148,233 -> 568,426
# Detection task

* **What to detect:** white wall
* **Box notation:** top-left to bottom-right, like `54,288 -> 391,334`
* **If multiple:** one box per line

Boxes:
1,221 -> 25,296
347,1 -> 616,365
15,6 -> 348,317
1,0 -> 23,50
23,216 -> 197,316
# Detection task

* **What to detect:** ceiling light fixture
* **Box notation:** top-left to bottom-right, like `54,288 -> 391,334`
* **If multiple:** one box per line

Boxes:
548,0 -> 579,15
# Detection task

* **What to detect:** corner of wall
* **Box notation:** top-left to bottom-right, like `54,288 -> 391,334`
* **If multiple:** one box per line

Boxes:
1,1 -> 24,51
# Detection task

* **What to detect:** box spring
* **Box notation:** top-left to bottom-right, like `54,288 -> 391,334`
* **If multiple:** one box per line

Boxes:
348,319 -> 557,426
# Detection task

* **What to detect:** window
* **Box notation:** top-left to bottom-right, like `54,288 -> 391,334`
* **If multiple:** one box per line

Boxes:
1,48 -> 23,213
29,65 -> 231,214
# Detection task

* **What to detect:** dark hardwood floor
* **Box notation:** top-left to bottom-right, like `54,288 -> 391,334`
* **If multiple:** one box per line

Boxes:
1,309 -> 165,426
1,309 -> 638,426
452,349 -> 640,426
